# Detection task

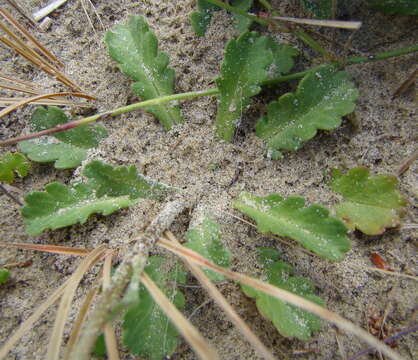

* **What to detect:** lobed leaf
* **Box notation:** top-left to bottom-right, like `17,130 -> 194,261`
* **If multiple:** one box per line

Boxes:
215,32 -> 273,142
231,0 -> 254,33
367,0 -> 418,15
0,153 -> 29,184
191,0 -> 221,37
21,182 -> 138,235
105,15 -> 182,130
299,0 -> 333,18
241,248 -> 324,340
123,256 -> 186,360
256,66 -> 358,159
233,192 -> 350,261
185,217 -> 231,281
83,160 -> 169,200
330,168 -> 408,235
267,38 -> 299,79
19,107 -> 107,169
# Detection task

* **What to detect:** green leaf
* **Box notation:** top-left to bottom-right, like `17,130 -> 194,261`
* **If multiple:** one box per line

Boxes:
367,0 -> 418,15
18,107 -> 107,169
19,141 -> 87,170
83,160 -> 169,200
330,168 -> 408,235
267,38 -> 299,78
185,217 -> 231,281
92,334 -> 106,357
123,256 -> 186,360
256,66 -> 358,159
0,153 -> 29,184
0,268 -> 10,284
191,0 -> 221,37
241,248 -> 324,340
299,0 -> 333,18
21,182 -> 138,235
105,15 -> 183,130
215,32 -> 273,142
233,192 -> 350,261
231,0 -> 253,33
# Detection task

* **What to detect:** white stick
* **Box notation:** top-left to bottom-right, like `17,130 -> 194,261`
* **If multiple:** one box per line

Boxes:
270,16 -> 362,30
33,0 -> 70,22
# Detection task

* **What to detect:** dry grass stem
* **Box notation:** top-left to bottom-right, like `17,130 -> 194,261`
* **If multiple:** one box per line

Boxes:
46,245 -> 107,360
0,241 -> 90,256
392,68 -> 418,99
270,16 -> 362,29
102,251 -> 121,360
0,97 -> 92,107
33,0 -> 70,22
140,272 -> 220,360
4,0 -> 36,26
157,237 -> 404,360
165,231 -> 276,360
0,91 -> 95,118
63,287 -> 99,360
0,8 -> 62,67
349,264 -> 418,281
397,148 -> 418,176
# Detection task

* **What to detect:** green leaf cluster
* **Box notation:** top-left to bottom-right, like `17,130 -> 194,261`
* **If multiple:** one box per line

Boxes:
367,0 -> 418,15
19,107 -> 107,169
105,15 -> 182,130
231,0 -> 254,33
256,66 -> 358,159
185,217 -> 231,281
215,31 -> 273,142
123,256 -> 186,360
267,38 -> 299,79
241,248 -> 324,340
0,153 -> 29,184
0,268 -> 10,284
21,160 -> 167,235
330,168 -> 408,235
233,191 -> 350,261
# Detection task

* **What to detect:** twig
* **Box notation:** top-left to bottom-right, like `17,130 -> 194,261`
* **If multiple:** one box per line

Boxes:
4,0 -> 36,27
0,183 -> 22,205
70,197 -> 192,360
392,68 -> 417,100
0,241 -> 90,256
347,324 -> 418,360
269,16 -> 361,30
397,148 -> 418,176
33,0 -> 70,22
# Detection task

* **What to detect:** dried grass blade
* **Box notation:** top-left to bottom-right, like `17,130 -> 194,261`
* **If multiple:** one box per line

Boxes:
349,264 -> 418,281
0,82 -> 41,95
0,8 -> 63,67
0,241 -> 89,256
0,91 -> 95,118
165,231 -> 276,360
3,0 -> 36,27
46,245 -> 107,360
63,287 -> 99,360
0,73 -> 42,90
102,251 -> 120,360
271,16 -> 362,29
0,97 -> 91,107
140,272 -> 220,360
0,279 -> 69,359
157,237 -> 404,360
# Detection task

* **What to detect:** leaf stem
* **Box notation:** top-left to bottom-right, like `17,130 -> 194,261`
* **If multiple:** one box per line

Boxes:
0,44 -> 416,147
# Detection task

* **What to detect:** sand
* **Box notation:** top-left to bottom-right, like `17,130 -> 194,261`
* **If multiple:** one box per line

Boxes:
0,0 -> 417,359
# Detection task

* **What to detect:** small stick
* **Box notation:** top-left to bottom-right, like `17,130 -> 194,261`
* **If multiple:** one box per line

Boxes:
267,15 -> 362,30
33,0 -> 70,22
0,183 -> 22,205
0,241 -> 90,256
397,148 -> 418,176
392,68 -> 418,100
347,324 -> 418,360
0,97 -> 92,107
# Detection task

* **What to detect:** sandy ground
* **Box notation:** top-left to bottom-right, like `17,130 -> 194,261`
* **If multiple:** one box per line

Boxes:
0,0 -> 417,359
